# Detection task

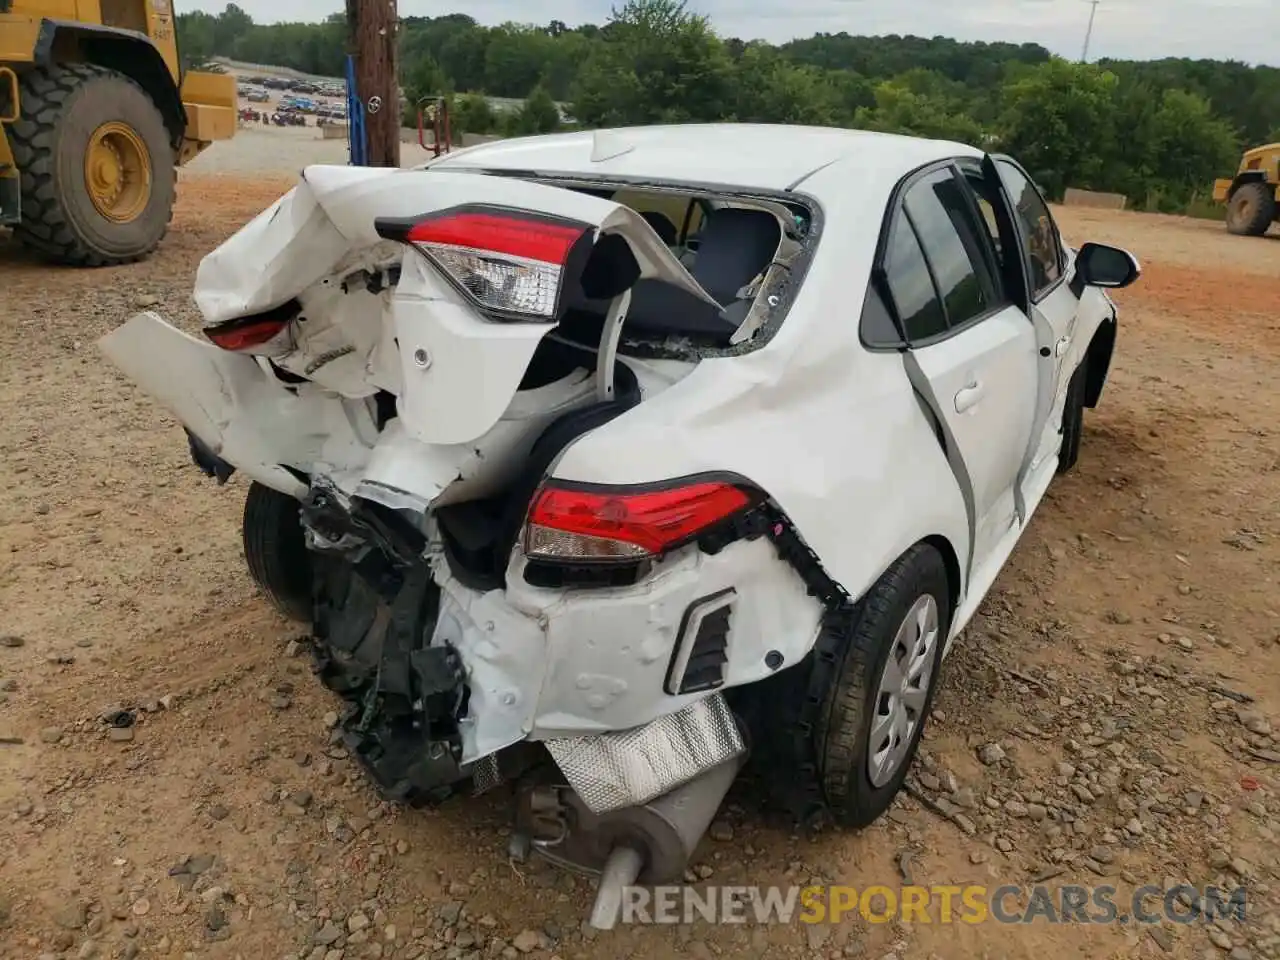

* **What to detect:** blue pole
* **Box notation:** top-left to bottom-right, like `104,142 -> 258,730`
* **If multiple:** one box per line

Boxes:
345,54 -> 368,166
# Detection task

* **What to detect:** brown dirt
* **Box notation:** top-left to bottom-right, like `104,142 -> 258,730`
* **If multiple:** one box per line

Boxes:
1,182 -> 1278,960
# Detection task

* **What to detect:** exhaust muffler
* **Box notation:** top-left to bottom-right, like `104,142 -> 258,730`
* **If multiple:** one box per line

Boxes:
515,754 -> 744,930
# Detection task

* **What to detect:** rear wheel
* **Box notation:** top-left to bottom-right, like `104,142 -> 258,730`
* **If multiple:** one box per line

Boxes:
814,544 -> 951,827
242,482 -> 312,622
1225,181 -> 1276,237
9,63 -> 176,266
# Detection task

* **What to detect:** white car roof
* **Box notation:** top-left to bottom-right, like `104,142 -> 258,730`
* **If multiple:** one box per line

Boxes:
431,123 -> 983,193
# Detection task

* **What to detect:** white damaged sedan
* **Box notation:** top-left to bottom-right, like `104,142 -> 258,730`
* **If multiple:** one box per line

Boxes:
100,123 -> 1139,926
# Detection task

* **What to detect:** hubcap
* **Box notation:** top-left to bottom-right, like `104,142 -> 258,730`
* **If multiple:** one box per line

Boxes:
84,122 -> 152,223
867,594 -> 939,788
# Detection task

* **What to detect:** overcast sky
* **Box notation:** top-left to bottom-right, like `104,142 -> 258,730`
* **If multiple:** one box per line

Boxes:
190,0 -> 1279,67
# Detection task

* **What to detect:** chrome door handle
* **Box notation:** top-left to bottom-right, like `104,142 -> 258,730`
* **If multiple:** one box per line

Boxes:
954,381 -> 983,413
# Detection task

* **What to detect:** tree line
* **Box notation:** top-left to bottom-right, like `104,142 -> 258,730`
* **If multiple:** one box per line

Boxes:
177,0 -> 1280,213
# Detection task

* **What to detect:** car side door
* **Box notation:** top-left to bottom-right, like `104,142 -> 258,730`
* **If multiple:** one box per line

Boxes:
863,163 -> 1040,583
987,157 -> 1083,493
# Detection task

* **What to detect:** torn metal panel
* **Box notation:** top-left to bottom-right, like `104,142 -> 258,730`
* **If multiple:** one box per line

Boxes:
99,313 -> 376,498
427,558 -> 550,762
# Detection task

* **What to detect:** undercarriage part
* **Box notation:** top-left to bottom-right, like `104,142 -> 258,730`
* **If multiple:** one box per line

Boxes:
186,429 -> 235,484
590,847 -> 645,930
515,754 -> 744,929
307,496 -> 472,806
542,693 -> 746,814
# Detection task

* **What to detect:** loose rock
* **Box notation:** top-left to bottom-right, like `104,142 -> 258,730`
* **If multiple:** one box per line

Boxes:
53,901 -> 87,930
978,743 -> 1006,765
512,930 -> 540,954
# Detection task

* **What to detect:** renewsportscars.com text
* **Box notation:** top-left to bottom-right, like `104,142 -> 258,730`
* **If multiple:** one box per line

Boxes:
620,884 -> 1248,926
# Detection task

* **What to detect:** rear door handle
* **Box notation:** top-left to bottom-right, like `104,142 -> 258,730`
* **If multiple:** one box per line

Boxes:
954,381 -> 983,413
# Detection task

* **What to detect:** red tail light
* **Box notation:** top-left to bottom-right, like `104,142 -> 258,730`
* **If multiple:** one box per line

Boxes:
523,479 -> 756,562
376,207 -> 592,320
205,317 -> 289,351
203,300 -> 300,353
405,212 -> 585,265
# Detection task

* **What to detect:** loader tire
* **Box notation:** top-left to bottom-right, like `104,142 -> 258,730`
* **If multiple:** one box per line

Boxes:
9,63 -> 175,266
242,482 -> 313,622
1225,181 -> 1276,237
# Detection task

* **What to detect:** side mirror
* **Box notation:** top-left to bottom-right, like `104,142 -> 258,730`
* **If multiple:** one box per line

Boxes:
1076,242 -> 1141,289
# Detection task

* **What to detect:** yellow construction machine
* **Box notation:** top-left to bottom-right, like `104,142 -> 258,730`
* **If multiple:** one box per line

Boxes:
0,0 -> 236,266
1213,143 -> 1280,237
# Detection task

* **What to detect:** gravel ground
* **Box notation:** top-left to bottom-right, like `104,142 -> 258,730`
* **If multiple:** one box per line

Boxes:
184,124 -> 439,176
1,176 -> 1278,960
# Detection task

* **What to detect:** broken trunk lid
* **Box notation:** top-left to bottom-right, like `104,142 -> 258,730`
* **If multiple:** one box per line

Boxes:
192,164 -> 721,327
191,164 -> 723,446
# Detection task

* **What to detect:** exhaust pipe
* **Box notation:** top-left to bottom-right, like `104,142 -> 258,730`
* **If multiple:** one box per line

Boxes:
516,755 -> 745,931
589,846 -> 646,929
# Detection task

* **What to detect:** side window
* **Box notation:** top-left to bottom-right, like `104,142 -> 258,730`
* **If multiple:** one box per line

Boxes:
902,169 -> 998,328
882,212 -> 948,341
958,168 -> 1003,262
994,160 -> 1064,298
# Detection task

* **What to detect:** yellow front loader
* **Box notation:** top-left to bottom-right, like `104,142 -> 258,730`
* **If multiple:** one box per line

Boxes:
1212,143 -> 1280,237
0,0 -> 236,266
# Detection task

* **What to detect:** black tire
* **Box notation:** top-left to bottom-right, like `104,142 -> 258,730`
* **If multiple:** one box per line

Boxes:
1225,182 -> 1276,238
9,63 -> 176,266
814,543 -> 951,827
242,482 -> 312,622
1056,359 -> 1087,475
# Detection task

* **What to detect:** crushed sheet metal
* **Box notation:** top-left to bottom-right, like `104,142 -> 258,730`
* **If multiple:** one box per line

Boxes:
193,164 -> 721,327
544,693 -> 745,814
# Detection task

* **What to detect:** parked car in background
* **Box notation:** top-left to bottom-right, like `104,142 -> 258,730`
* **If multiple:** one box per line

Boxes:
100,124 -> 1139,932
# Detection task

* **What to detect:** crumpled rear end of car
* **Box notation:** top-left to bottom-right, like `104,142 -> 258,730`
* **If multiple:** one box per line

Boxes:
99,162 -> 831,927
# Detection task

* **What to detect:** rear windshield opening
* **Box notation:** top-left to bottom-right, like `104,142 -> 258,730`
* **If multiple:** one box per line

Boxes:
544,180 -> 815,359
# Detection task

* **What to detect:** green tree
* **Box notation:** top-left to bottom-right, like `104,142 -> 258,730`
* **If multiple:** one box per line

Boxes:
570,0 -> 735,126
731,44 -> 844,126
484,24 -> 557,98
508,85 -> 561,136
1135,88 -> 1240,209
453,93 -> 497,135
854,79 -> 989,145
170,6 -> 1276,215
401,57 -> 450,127
996,59 -> 1123,198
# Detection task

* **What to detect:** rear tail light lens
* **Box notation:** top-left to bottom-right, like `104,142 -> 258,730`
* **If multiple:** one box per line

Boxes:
378,208 -> 591,320
523,479 -> 756,562
203,299 -> 300,353
205,317 -> 289,351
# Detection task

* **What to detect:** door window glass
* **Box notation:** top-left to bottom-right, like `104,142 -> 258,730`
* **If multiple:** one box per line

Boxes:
882,214 -> 947,341
903,169 -> 996,328
994,160 -> 1064,298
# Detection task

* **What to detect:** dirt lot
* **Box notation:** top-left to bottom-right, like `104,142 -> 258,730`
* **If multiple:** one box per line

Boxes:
1,170 -> 1278,960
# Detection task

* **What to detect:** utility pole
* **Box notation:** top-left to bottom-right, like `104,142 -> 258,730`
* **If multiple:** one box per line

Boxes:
1080,0 -> 1100,63
346,0 -> 399,167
